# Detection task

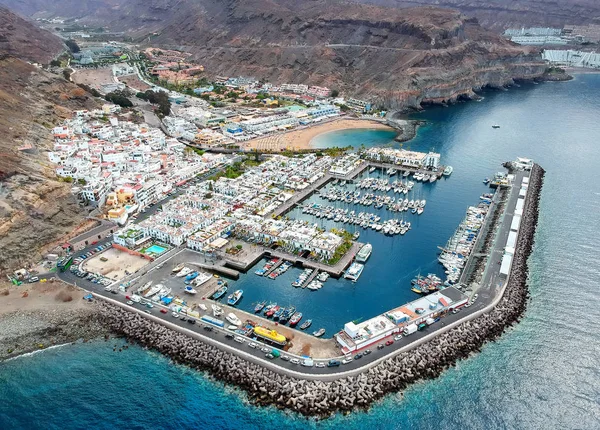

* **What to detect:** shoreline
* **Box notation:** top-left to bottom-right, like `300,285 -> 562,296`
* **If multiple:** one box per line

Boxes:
244,118 -> 396,151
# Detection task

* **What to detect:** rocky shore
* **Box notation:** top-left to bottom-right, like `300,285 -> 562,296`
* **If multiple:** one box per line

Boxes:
95,165 -> 544,417
0,307 -> 109,360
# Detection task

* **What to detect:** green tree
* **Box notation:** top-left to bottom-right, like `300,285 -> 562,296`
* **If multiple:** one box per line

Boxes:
330,89 -> 339,98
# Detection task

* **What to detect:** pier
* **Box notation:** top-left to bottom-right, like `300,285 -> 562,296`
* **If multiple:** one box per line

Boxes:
300,269 -> 319,288
263,259 -> 284,277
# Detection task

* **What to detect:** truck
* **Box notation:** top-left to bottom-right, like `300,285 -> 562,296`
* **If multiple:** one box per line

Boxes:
403,323 -> 418,336
425,317 -> 436,326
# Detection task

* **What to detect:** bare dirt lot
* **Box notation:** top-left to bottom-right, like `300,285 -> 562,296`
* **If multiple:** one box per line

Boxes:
71,67 -> 114,90
118,74 -> 151,91
83,247 -> 149,280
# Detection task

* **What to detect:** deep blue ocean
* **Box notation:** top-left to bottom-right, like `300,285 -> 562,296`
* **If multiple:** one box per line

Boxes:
2,75 -> 600,429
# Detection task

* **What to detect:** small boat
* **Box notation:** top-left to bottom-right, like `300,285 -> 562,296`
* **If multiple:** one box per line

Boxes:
176,267 -> 192,278
227,325 -> 238,331
226,313 -> 242,326
443,166 -> 453,176
352,231 -> 360,240
300,319 -> 312,330
212,304 -> 223,316
227,289 -> 243,306
254,301 -> 267,313
313,328 -> 326,337
211,285 -> 228,300
137,281 -> 152,294
483,178 -> 491,184
492,124 -> 500,129
369,166 -> 376,173
317,272 -> 329,282
344,262 -> 364,282
199,303 -> 207,311
289,312 -> 303,327
266,305 -> 280,317
171,263 -> 184,273
355,243 -> 372,263
184,286 -> 197,294
143,283 -> 162,298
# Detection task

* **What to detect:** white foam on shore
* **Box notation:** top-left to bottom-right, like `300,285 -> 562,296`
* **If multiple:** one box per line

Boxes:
5,342 -> 74,361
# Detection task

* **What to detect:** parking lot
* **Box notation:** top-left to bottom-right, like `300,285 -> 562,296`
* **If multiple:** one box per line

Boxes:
83,247 -> 150,280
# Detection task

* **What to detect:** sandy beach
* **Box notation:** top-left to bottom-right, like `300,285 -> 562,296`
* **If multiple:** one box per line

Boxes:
245,118 -> 396,151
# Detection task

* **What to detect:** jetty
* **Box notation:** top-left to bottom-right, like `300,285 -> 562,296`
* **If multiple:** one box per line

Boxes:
263,259 -> 284,277
301,269 -> 319,288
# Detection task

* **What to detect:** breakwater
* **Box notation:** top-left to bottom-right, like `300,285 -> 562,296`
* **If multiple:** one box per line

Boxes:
95,165 -> 544,417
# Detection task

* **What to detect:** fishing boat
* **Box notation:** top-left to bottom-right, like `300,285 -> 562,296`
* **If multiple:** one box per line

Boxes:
299,319 -> 312,330
355,243 -> 372,263
254,300 -> 267,313
211,285 -> 228,300
263,303 -> 276,316
344,262 -> 364,282
492,124 -> 500,129
417,207 -> 424,215
313,328 -> 326,337
266,305 -> 280,318
227,289 -> 243,306
226,313 -> 242,326
289,312 -> 303,327
443,166 -> 453,176
171,263 -> 184,273
273,306 -> 285,320
184,286 -> 197,294
279,306 -> 296,324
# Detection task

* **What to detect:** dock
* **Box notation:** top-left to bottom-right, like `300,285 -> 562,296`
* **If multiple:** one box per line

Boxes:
301,269 -> 319,288
188,261 -> 240,280
264,259 -> 284,277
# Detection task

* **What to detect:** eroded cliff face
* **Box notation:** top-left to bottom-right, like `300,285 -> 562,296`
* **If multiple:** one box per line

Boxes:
0,57 -> 99,272
149,2 -> 547,110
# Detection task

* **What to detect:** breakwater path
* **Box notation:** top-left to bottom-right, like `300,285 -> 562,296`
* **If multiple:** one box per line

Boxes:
74,163 -> 545,416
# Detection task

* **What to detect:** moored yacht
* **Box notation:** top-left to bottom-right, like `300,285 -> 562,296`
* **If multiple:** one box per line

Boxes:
356,243 -> 372,263
344,262 -> 364,282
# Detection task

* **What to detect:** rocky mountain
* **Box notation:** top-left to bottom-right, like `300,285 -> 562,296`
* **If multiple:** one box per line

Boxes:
0,9 -> 99,272
0,1 -> 549,110
0,6 -> 65,63
358,0 -> 600,30
3,0 -> 600,31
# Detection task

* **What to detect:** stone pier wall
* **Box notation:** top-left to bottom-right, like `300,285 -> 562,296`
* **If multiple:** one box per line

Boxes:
96,164 -> 545,417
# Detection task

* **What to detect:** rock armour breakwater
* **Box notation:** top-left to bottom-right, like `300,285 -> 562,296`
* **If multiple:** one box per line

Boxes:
97,164 -> 544,417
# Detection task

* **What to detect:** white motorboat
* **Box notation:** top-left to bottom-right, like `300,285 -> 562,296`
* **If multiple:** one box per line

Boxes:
176,267 -> 192,278
143,283 -> 162,298
226,313 -> 242,326
138,281 -> 152,294
199,303 -> 208,311
184,286 -> 197,294
212,304 -> 223,317
344,262 -> 364,282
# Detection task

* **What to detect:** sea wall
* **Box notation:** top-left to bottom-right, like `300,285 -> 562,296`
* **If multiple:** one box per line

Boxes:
96,164 -> 544,417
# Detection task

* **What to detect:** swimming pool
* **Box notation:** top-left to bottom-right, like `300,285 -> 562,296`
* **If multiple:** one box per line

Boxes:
145,244 -> 167,255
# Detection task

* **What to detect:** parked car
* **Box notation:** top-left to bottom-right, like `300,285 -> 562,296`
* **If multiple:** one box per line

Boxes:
203,326 -> 213,332
394,334 -> 403,341
363,349 -> 372,355
280,355 -> 290,361
341,358 -> 353,365
234,336 -> 244,343
290,358 -> 300,365
385,340 -> 394,346
224,333 -> 234,339
28,277 -> 40,283
248,343 -> 258,349
315,362 -> 326,368
327,359 -> 341,367
171,312 -> 179,318
160,309 -> 168,314
126,301 -> 134,306
377,344 -> 385,350
354,353 -> 363,360
265,353 -> 275,360
261,347 -> 270,353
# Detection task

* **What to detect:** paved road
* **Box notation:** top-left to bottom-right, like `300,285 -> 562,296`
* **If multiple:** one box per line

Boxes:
55,171 -> 528,376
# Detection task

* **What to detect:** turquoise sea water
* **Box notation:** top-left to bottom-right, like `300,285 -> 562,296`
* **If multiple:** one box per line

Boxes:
2,76 -> 600,429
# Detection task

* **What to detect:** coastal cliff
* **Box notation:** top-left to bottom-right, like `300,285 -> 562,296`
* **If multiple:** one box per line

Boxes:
94,164 -> 545,417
